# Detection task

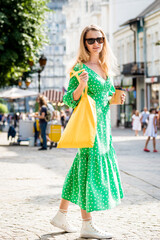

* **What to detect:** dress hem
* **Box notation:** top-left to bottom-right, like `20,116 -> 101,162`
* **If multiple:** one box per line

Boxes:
61,195 -> 123,213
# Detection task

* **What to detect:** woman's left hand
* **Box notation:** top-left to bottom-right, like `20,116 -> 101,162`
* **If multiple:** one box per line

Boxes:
121,93 -> 126,104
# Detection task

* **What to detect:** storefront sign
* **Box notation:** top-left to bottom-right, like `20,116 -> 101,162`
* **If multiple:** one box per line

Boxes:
145,77 -> 158,83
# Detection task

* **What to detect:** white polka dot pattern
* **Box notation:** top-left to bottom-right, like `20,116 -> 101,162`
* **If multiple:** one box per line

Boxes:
62,63 -> 124,213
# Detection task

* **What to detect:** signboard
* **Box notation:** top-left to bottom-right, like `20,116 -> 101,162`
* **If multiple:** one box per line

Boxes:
145,77 -> 158,83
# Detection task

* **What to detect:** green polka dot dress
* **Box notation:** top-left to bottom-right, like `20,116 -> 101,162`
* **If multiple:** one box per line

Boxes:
62,63 -> 124,212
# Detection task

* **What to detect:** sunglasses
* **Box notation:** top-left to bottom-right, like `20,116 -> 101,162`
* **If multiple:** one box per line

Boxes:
85,37 -> 104,45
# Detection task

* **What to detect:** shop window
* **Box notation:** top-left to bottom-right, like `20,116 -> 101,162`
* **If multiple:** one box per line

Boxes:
151,84 -> 160,108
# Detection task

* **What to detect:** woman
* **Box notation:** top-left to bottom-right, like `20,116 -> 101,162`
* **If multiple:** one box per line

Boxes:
144,108 -> 158,152
51,25 -> 125,239
60,110 -> 66,129
132,110 -> 141,136
34,95 -> 48,150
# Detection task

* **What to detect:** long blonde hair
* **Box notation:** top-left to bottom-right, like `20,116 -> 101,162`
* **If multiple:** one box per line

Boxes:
72,25 -> 118,76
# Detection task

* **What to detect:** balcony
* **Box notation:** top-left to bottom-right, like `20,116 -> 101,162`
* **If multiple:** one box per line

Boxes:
121,62 -> 144,76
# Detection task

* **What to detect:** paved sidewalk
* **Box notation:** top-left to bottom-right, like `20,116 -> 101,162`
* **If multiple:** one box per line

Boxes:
0,129 -> 160,240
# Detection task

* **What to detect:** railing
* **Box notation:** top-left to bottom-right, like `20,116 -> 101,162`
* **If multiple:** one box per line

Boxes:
121,62 -> 144,75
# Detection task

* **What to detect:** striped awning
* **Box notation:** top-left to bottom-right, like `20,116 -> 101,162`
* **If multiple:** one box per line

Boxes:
42,89 -> 64,103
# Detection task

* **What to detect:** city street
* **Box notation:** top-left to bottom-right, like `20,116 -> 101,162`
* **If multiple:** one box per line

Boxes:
0,128 -> 160,240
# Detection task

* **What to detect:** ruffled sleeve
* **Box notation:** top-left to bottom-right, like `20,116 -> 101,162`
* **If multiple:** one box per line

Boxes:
63,63 -> 83,109
63,75 -> 81,109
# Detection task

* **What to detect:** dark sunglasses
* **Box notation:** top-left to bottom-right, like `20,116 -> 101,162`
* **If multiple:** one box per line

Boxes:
85,37 -> 104,45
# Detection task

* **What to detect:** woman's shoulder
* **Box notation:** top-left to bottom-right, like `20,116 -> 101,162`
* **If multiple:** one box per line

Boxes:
73,62 -> 83,72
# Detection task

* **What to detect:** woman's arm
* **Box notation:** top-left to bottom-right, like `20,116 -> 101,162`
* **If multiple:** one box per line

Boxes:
73,71 -> 88,100
153,116 -> 157,133
34,112 -> 45,119
63,70 -> 88,108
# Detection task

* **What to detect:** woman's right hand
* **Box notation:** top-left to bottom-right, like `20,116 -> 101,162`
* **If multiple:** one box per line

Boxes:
79,71 -> 89,88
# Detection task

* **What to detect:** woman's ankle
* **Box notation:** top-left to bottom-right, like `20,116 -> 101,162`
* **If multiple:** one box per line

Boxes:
59,208 -> 68,213
82,217 -> 92,221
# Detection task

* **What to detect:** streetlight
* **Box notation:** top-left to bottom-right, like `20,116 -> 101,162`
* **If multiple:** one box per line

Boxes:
38,54 -> 47,93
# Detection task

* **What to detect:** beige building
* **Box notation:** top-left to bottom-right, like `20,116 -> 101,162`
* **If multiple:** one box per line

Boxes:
113,0 -> 160,127
62,0 -> 156,127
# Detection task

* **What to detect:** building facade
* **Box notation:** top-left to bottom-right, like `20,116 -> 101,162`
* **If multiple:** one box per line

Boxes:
113,0 -> 160,127
30,0 -> 67,92
62,0 -> 155,126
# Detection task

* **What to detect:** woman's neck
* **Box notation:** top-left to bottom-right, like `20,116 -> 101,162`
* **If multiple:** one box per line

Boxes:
88,55 -> 99,64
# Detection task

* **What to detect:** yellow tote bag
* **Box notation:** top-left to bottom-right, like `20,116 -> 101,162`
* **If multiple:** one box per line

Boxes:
57,69 -> 97,148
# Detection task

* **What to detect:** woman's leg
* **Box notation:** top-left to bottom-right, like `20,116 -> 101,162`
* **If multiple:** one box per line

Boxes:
81,209 -> 92,220
153,137 -> 156,150
46,134 -> 51,142
51,198 -> 76,232
59,198 -> 70,211
80,209 -> 112,239
145,137 -> 150,149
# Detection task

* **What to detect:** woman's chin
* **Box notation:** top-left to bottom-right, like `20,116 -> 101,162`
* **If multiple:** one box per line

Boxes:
92,50 -> 101,55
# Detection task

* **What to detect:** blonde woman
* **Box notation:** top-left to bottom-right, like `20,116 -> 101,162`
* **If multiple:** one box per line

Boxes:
50,25 -> 125,239
132,110 -> 142,136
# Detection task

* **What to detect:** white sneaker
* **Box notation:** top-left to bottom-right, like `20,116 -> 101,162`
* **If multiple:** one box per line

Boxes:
50,210 -> 77,233
80,220 -> 112,239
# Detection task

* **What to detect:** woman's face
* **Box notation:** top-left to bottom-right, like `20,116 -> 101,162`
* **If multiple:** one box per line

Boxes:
85,30 -> 104,55
152,109 -> 156,114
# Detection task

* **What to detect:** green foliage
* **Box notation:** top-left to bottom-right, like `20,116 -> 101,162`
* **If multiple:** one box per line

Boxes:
0,98 -> 6,104
0,0 -> 50,87
0,103 -> 8,113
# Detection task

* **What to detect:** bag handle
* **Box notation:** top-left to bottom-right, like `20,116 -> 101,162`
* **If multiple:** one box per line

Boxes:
70,69 -> 88,96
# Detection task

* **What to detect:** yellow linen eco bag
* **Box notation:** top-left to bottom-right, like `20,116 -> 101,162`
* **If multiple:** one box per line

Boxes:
57,69 -> 97,148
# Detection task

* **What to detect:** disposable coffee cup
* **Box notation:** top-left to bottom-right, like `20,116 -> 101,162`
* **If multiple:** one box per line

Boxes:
110,88 -> 125,105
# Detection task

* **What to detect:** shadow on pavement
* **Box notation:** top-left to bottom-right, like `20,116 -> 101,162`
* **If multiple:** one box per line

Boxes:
35,231 -> 69,240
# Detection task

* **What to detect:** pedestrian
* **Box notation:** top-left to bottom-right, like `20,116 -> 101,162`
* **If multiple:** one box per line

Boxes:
52,110 -> 61,125
50,25 -> 125,239
141,107 -> 149,135
34,95 -> 48,150
33,118 -> 40,146
60,110 -> 66,129
45,102 -> 54,149
65,110 -> 71,125
132,110 -> 141,136
144,108 -> 158,152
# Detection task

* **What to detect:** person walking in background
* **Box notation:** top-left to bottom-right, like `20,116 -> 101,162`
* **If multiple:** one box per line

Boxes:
33,118 -> 40,146
132,110 -> 141,136
65,110 -> 71,125
50,25 -> 125,239
60,110 -> 66,130
52,110 -> 61,125
141,107 -> 149,135
34,95 -> 48,150
144,108 -> 158,152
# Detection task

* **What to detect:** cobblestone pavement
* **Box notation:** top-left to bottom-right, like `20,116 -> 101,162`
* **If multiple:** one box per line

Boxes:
0,129 -> 160,240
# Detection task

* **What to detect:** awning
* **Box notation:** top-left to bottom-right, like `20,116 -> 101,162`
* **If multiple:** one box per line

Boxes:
0,87 -> 38,99
42,89 -> 64,103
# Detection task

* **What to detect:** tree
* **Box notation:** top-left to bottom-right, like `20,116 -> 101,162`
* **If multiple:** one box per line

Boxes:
0,0 -> 50,87
0,103 -> 8,114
